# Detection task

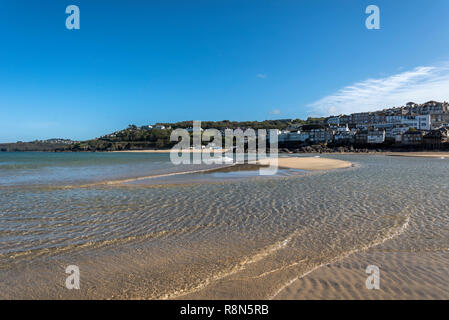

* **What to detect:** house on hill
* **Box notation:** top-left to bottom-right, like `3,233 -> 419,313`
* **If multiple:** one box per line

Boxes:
402,130 -> 425,145
424,128 -> 449,148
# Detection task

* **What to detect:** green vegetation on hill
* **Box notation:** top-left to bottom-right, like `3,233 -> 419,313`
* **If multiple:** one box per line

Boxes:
0,118 -> 324,152
67,119 -> 309,152
0,141 -> 73,152
157,119 -> 297,130
70,128 -> 174,151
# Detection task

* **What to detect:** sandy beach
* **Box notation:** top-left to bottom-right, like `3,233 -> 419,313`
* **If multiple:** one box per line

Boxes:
271,154 -> 449,300
112,151 -> 354,171
259,156 -> 353,171
112,149 -> 229,153
386,152 -> 449,158
274,251 -> 449,300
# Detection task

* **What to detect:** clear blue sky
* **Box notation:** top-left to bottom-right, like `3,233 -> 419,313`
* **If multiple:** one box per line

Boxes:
1,0 -> 448,142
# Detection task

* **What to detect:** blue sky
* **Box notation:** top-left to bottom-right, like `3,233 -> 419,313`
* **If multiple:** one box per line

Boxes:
1,0 -> 448,142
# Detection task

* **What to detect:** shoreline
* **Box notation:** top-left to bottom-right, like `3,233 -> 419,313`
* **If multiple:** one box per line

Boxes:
110,149 -> 449,159
111,149 -> 229,153
385,151 -> 449,158
113,151 -> 354,172
3,149 -> 449,160
93,157 -> 354,186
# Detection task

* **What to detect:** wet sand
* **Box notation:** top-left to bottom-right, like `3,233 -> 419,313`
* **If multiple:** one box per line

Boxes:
271,154 -> 449,300
274,251 -> 449,300
387,152 -> 449,158
178,155 -> 449,300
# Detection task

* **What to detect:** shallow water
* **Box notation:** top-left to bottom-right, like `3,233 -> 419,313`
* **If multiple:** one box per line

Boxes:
0,152 -> 448,299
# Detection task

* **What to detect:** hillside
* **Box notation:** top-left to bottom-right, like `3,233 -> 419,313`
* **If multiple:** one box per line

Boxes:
0,119 -> 318,152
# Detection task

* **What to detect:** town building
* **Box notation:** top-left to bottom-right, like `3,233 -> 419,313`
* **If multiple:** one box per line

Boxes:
400,115 -> 431,130
308,129 -> 334,143
402,130 -> 425,145
327,116 -> 341,126
355,131 -> 368,144
274,101 -> 448,148
334,130 -> 355,143
285,124 -> 303,132
390,126 -> 411,143
367,130 -> 386,144
423,128 -> 449,148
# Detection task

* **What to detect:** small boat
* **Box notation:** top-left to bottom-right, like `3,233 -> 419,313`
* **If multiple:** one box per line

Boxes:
222,156 -> 234,164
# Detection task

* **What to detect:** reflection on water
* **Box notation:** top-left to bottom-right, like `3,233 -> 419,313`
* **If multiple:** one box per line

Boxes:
0,153 -> 448,299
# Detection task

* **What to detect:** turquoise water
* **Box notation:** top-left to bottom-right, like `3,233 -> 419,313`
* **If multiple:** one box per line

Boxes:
0,152 -> 178,186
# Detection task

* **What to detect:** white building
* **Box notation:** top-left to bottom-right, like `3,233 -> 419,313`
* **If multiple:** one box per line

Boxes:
400,115 -> 430,131
309,129 -> 334,143
334,130 -> 355,142
327,116 -> 341,126
391,127 -> 411,143
278,131 -> 309,143
386,115 -> 403,123
367,130 -> 386,144
336,124 -> 350,133
186,127 -> 204,133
